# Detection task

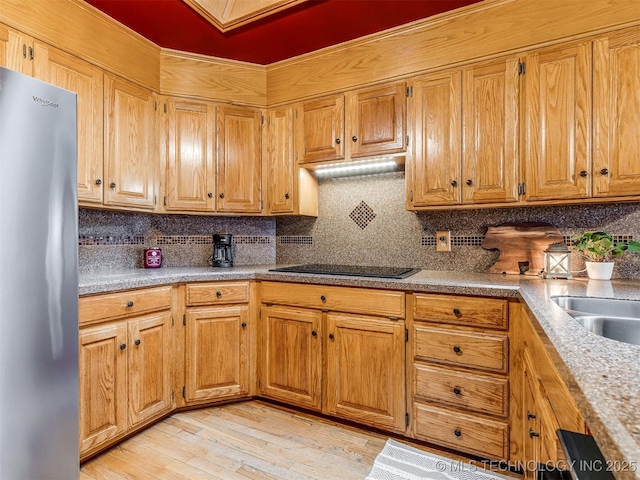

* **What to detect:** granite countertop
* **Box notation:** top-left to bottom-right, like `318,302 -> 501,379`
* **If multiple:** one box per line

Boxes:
79,266 -> 640,478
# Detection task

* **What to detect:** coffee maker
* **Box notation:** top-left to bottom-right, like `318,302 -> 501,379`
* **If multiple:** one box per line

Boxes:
212,233 -> 234,267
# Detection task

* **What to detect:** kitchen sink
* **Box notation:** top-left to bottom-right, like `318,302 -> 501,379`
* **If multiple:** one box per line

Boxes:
550,296 -> 640,346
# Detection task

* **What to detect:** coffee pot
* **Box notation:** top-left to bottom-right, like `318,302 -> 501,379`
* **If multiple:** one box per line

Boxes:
212,233 -> 233,267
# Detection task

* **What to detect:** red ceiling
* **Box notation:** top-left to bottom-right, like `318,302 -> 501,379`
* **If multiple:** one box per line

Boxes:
84,0 -> 481,65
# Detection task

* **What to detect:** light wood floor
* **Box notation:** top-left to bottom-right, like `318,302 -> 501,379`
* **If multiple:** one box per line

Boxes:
80,400 -> 519,480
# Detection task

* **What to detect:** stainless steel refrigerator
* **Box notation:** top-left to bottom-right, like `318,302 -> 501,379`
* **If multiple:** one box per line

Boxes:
0,66 -> 79,478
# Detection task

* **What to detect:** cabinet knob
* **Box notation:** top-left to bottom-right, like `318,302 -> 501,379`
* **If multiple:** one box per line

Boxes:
241,322 -> 247,329
208,192 -> 213,198
466,179 -> 473,186
453,387 -> 461,395
452,345 -> 461,354
311,330 -> 317,337
216,291 -> 222,298
529,428 -> 540,438
579,170 -> 588,177
126,301 -> 134,307
451,180 -> 458,187
285,193 -> 290,199
527,411 -> 537,420
320,295 -> 326,303
453,308 -> 461,317
351,136 -> 358,142
600,168 -> 609,175
135,339 -> 141,346
219,193 -> 225,198
95,179 -> 102,185
335,138 -> 341,144
119,343 -> 126,350
110,182 -> 116,189
454,429 -> 462,437
329,333 -> 335,340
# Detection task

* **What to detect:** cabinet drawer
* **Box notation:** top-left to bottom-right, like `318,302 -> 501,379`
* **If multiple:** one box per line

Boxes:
413,403 -> 509,461
413,294 -> 507,330
186,282 -> 250,306
261,282 -> 404,318
414,325 -> 508,373
79,286 -> 172,325
414,364 -> 508,417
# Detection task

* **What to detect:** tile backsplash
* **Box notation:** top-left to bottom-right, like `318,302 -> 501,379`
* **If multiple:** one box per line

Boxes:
276,171 -> 640,279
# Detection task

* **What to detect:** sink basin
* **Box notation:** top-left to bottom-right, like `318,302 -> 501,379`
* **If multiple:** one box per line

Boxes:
550,296 -> 640,346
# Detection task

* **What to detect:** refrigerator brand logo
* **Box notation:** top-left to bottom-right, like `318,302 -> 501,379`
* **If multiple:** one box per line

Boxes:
32,96 -> 58,108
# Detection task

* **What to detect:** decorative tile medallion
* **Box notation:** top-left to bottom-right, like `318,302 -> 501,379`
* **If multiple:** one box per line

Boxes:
349,201 -> 376,230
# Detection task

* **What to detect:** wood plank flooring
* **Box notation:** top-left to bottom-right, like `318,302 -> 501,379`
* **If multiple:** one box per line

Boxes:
80,400 -> 517,480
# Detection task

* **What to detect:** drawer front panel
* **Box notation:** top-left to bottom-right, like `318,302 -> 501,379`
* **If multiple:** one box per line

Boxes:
261,281 -> 405,318
79,286 -> 172,325
186,282 -> 250,306
414,364 -> 508,417
414,325 -> 508,373
413,294 -> 508,330
414,403 -> 509,460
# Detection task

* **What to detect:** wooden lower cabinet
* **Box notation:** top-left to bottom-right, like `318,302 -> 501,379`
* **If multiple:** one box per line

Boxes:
79,310 -> 172,458
185,305 -> 250,404
260,305 -> 323,411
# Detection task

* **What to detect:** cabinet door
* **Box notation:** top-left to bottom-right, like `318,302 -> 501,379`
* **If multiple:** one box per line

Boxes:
593,28 -> 640,197
326,313 -> 405,433
32,42 -> 104,204
524,41 -> 591,201
165,98 -> 215,211
407,71 -> 462,206
104,73 -> 156,209
79,321 -> 128,454
295,94 -> 345,163
260,305 -> 322,411
266,106 -> 295,214
346,82 -> 406,158
522,348 -> 541,480
185,305 -> 250,403
127,312 -> 172,427
463,57 -> 520,204
0,24 -> 33,74
216,105 -> 262,213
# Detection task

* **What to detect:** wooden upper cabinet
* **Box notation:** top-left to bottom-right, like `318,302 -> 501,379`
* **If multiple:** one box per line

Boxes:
216,105 -> 262,213
346,82 -> 406,158
127,312 -> 172,428
32,42 -> 104,205
524,40 -> 591,201
0,24 -> 33,74
325,313 -> 405,433
104,73 -> 157,210
266,106 -> 295,214
593,27 -> 640,197
295,94 -> 345,164
164,98 -> 215,212
462,57 -> 520,204
407,70 -> 462,207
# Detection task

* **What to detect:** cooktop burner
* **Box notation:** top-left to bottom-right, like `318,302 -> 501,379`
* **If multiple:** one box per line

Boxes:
269,264 -> 420,279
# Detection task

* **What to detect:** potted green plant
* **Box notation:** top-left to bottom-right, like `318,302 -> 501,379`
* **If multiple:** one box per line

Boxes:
571,231 -> 640,280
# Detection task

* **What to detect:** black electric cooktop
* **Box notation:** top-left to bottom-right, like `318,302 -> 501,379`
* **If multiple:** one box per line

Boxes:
269,264 -> 420,279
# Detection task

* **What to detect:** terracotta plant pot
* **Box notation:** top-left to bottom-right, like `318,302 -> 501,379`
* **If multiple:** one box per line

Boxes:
585,261 -> 614,280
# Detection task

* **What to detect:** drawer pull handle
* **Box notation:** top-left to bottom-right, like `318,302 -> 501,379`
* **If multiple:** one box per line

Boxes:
311,330 -> 317,337
329,333 -> 335,340
529,428 -> 540,438
527,411 -> 536,420
216,291 -> 222,298
453,308 -> 461,317
453,387 -> 461,395
452,345 -> 461,354
241,322 -> 247,329
135,339 -> 141,346
320,295 -> 326,303
126,301 -> 134,307
119,343 -> 126,350
454,429 -> 462,437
